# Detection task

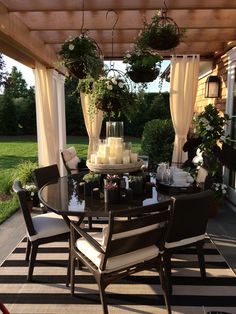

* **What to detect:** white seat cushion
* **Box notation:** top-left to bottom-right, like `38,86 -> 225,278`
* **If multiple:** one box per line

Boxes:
76,232 -> 159,273
165,234 -> 205,249
30,212 -> 70,241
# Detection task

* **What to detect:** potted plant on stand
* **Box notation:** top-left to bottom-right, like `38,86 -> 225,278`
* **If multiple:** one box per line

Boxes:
123,48 -> 162,84
58,33 -> 104,80
136,10 -> 185,51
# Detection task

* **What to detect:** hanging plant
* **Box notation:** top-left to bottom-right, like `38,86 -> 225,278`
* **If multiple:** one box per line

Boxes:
136,10 -> 186,51
123,48 -> 162,83
58,33 -> 104,80
77,73 -> 137,120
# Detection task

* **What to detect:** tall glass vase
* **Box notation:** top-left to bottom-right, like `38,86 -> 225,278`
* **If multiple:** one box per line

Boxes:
106,121 -> 124,138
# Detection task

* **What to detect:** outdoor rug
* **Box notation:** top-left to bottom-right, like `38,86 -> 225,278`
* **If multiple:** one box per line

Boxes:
0,237 -> 236,314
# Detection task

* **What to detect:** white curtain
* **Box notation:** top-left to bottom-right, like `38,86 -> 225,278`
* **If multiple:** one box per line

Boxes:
170,55 -> 200,165
80,92 -> 103,159
34,62 -> 66,174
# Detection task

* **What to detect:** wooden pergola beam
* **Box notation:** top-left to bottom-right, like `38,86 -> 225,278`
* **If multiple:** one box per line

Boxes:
0,2 -> 61,68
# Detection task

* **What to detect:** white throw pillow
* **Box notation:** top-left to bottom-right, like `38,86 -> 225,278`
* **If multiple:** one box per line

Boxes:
66,156 -> 80,170
62,146 -> 78,162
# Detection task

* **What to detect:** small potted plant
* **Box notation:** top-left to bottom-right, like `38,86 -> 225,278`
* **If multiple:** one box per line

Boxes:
136,10 -> 185,51
128,175 -> 144,197
123,48 -> 162,83
23,183 -> 38,210
209,182 -> 227,217
82,172 -> 101,196
58,33 -> 104,80
104,177 -> 120,204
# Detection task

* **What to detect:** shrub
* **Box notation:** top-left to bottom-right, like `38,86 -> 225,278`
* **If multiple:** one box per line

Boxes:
141,119 -> 175,171
11,160 -> 38,186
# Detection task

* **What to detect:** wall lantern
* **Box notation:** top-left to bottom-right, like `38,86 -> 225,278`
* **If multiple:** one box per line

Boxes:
205,75 -> 221,98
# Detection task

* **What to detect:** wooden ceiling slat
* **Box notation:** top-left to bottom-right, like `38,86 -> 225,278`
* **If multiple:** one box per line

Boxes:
3,0 -> 236,11
13,10 -> 236,30
1,0 -> 236,67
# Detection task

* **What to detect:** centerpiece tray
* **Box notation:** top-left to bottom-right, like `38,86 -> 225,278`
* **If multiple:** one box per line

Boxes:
86,159 -> 144,174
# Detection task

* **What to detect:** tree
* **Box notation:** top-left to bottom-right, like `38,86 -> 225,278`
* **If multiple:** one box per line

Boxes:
65,79 -> 86,135
0,54 -> 8,92
4,66 -> 29,98
0,93 -> 18,135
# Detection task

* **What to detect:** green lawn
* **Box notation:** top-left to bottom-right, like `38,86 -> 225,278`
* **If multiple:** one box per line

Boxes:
0,135 -> 141,224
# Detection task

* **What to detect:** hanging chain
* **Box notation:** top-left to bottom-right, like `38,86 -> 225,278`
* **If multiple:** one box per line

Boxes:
106,10 -> 119,59
80,0 -> 85,35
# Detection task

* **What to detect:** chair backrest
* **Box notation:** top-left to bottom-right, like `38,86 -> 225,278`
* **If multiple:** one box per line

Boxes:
33,164 -> 60,189
100,200 -> 171,271
165,190 -> 214,247
61,151 -> 75,174
12,180 -> 36,237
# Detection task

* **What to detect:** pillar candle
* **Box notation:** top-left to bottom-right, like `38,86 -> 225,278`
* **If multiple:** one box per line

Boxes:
109,156 -> 116,164
130,152 -> 138,163
90,153 -> 96,163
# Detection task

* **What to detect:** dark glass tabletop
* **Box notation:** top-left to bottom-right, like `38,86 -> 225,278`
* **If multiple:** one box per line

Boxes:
38,173 -> 170,218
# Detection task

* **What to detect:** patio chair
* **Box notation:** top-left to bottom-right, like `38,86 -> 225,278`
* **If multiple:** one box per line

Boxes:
164,190 -> 214,294
33,164 -> 60,190
12,180 -> 70,282
33,164 -> 60,213
70,201 -> 172,314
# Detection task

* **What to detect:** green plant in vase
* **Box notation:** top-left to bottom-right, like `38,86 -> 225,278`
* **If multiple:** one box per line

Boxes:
82,172 -> 101,196
128,175 -> 143,197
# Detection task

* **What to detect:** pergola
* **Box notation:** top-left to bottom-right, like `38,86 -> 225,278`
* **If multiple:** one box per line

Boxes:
0,0 -> 236,172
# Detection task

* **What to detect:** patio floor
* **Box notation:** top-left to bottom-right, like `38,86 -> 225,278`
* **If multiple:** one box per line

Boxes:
1,201 -> 236,273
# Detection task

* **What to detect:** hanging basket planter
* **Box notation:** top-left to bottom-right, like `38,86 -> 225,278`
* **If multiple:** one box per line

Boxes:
58,33 -> 104,80
65,60 -> 88,79
147,25 -> 182,50
127,67 -> 160,83
136,10 -> 185,51
123,49 -> 162,84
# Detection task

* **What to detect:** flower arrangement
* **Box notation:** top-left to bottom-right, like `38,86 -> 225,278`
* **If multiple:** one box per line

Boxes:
211,182 -> 227,200
104,174 -> 120,190
136,10 -> 185,51
123,49 -> 162,83
104,181 -> 119,190
58,34 -> 104,79
23,184 -> 37,199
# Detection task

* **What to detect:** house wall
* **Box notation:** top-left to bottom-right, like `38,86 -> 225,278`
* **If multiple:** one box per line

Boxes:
194,53 -> 228,114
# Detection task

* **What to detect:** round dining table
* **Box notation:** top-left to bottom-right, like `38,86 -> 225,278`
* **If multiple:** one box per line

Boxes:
38,172 -> 170,226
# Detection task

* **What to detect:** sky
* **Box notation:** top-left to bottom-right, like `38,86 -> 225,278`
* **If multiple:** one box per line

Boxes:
3,55 -> 170,92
